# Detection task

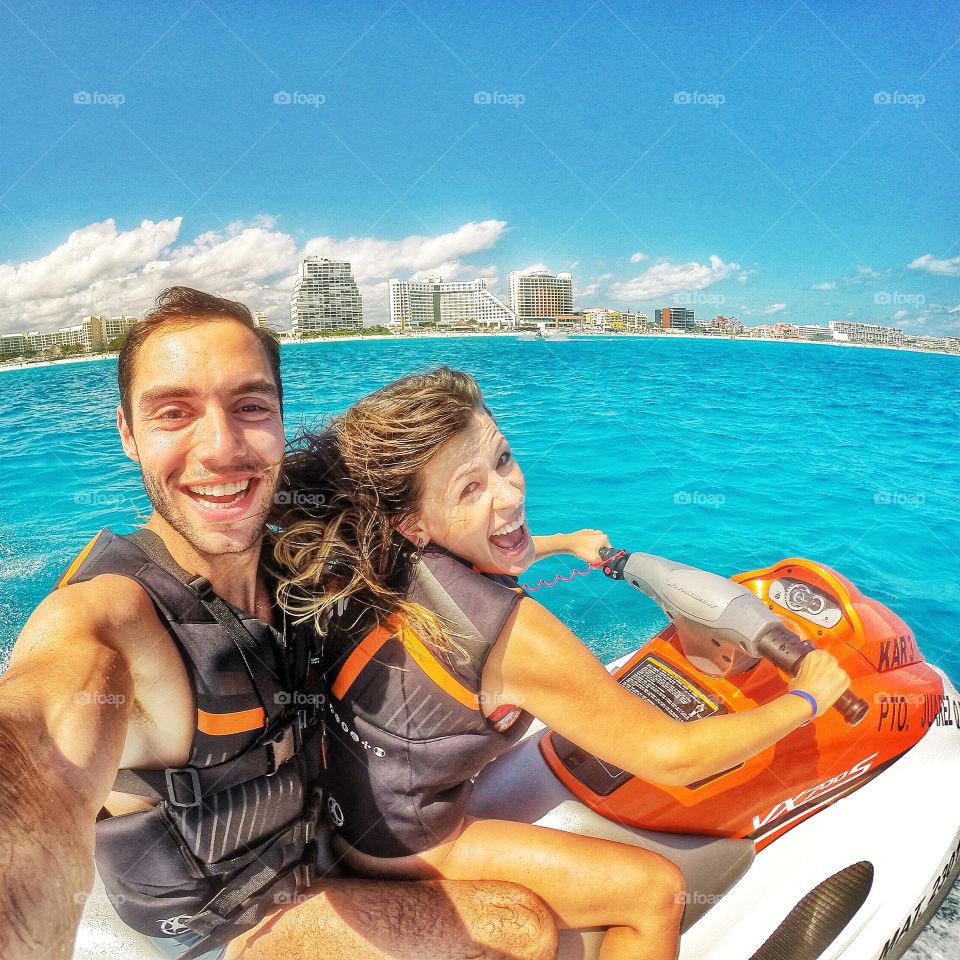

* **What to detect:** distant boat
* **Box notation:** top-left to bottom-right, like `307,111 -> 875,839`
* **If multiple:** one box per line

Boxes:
517,329 -> 569,342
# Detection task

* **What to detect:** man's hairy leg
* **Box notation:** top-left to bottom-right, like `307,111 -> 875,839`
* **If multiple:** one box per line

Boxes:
228,879 -> 558,960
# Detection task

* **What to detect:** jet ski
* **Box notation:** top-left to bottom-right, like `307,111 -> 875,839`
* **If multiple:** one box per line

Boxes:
73,552 -> 960,960
469,551 -> 960,960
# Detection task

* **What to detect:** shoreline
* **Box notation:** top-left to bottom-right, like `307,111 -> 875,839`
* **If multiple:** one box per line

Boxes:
1,330 -> 956,373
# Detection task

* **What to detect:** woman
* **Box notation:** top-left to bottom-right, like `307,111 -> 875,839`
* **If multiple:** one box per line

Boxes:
274,367 -> 850,960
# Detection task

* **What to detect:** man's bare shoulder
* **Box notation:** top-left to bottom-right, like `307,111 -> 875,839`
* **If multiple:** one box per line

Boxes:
11,575 -> 160,665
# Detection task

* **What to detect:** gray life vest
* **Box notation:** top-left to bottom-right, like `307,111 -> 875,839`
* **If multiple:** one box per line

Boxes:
322,546 -> 534,858
57,527 -> 329,960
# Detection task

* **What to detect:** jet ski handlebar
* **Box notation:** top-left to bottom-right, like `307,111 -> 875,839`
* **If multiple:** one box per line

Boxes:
599,548 -> 868,726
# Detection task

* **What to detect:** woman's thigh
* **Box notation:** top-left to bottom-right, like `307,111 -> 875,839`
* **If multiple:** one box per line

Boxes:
359,818 -> 685,933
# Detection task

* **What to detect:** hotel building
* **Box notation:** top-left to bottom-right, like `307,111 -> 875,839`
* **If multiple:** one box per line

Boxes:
290,258 -> 363,335
0,314 -> 136,358
507,271 -> 574,322
829,320 -> 904,346
388,277 -> 516,329
655,306 -> 696,331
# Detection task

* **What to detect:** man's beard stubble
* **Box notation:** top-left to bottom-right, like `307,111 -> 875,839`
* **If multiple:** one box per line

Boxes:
140,462 -> 278,558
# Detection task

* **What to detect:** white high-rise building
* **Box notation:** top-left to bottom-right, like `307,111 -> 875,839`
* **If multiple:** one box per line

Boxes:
388,277 -> 516,329
507,271 -> 574,321
290,258 -> 363,335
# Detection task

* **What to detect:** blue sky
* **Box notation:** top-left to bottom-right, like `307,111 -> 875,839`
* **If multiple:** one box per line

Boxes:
1,0 -> 958,332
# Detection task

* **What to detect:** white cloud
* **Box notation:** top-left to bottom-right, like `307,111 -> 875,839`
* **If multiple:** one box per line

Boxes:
908,253 -> 960,277
301,220 -> 507,285
892,309 -> 909,321
512,263 -> 550,276
0,217 -> 510,331
0,218 -> 181,311
629,252 -> 648,264
812,266 -> 887,291
609,255 -> 740,301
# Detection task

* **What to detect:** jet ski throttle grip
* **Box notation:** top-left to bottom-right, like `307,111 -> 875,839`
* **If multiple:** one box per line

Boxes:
756,624 -> 869,726
599,549 -> 869,726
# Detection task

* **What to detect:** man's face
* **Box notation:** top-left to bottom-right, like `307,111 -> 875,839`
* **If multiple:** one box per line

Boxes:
118,319 -> 285,557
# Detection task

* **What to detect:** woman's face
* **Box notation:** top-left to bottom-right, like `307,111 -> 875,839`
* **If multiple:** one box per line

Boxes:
410,411 -> 536,576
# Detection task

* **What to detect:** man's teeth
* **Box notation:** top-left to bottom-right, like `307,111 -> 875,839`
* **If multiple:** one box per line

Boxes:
186,479 -> 251,497
493,512 -> 525,537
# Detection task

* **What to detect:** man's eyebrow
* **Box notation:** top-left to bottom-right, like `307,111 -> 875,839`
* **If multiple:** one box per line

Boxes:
138,380 -> 279,410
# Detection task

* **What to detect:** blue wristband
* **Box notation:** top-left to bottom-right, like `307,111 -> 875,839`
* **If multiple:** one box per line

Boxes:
787,689 -> 818,721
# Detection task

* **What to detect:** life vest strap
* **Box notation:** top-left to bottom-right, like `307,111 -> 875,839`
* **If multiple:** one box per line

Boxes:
112,710 -> 314,806
176,790 -> 325,960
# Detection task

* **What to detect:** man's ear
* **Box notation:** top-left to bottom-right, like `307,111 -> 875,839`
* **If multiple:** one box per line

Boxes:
117,405 -> 140,463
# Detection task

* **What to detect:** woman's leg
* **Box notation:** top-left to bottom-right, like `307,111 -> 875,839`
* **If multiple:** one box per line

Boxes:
344,819 -> 685,960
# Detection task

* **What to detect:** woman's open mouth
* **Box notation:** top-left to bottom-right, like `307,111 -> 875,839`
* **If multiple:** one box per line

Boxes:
489,511 -> 530,555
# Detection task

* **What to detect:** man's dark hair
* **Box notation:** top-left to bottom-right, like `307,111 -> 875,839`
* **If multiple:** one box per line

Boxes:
118,286 -> 282,424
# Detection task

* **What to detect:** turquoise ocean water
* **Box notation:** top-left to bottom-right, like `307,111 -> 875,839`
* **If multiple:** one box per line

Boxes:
1,335 -> 958,956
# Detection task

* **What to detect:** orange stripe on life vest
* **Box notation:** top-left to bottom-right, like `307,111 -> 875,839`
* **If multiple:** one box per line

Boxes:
331,623 -> 394,700
331,619 -> 480,712
196,706 -> 265,736
398,627 -> 480,711
58,532 -> 103,589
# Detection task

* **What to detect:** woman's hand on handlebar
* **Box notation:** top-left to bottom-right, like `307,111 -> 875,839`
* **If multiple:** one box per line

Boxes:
789,650 -> 851,717
559,529 -> 611,563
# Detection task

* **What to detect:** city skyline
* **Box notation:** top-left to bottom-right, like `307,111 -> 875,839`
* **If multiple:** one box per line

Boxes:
1,1 -> 958,335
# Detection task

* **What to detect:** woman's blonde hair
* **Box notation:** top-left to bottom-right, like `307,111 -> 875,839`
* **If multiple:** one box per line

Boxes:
273,367 -> 492,657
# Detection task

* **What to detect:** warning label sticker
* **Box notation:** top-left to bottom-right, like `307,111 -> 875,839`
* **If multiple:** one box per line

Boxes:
619,653 -> 726,723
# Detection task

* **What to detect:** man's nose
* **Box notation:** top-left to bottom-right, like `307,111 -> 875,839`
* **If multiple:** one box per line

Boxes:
194,406 -> 246,463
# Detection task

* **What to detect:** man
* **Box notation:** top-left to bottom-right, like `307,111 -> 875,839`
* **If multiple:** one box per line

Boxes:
0,287 -> 558,960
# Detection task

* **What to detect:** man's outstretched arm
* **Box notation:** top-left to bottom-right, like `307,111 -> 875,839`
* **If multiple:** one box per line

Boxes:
0,581 -> 134,960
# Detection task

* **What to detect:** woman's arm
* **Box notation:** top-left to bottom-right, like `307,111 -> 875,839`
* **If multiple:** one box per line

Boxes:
483,597 -> 850,787
531,529 -> 611,563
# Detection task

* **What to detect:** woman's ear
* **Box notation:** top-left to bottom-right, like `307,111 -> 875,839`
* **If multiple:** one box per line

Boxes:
396,516 -> 426,546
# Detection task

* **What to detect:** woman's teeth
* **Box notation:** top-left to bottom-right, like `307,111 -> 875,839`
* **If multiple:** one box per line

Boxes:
493,512 -> 526,537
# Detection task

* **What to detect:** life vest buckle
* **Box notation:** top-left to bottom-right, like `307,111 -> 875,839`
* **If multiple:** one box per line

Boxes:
294,861 -> 314,891
265,720 -> 302,776
165,767 -> 202,807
